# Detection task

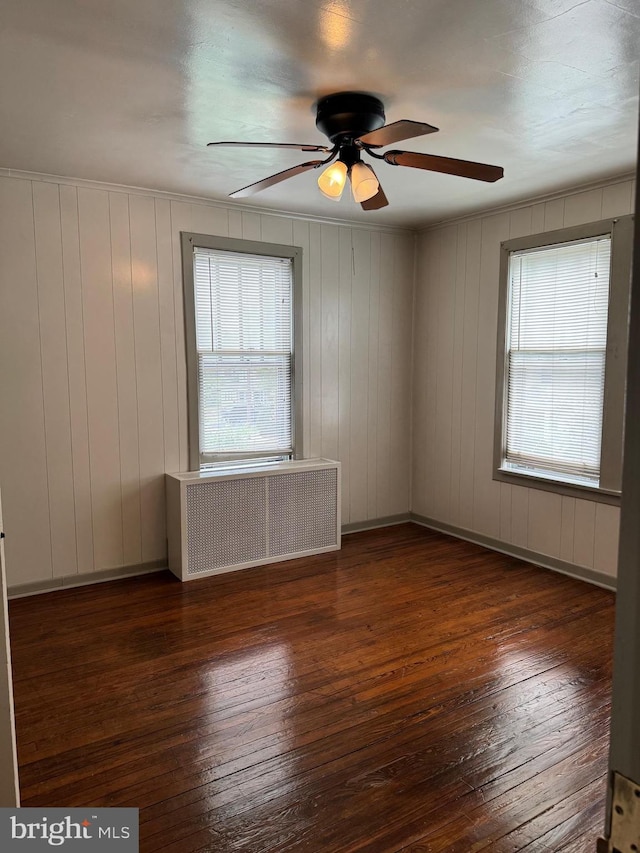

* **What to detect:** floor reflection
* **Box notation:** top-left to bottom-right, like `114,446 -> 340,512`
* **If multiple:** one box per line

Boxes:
193,639 -> 301,815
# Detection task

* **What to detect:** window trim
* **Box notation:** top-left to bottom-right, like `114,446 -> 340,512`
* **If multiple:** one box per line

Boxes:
493,215 -> 633,505
181,232 -> 304,471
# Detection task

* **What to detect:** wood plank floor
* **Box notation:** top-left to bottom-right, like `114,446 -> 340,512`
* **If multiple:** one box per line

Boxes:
8,523 -> 614,852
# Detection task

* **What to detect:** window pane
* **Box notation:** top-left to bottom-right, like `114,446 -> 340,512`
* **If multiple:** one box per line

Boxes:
194,251 -> 292,354
507,351 -> 605,478
504,235 -> 611,483
510,238 -> 611,351
198,352 -> 292,456
193,247 -> 294,462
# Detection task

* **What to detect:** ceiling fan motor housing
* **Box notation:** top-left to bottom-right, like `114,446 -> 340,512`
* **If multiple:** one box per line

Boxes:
216,90 -> 503,204
315,92 -> 385,143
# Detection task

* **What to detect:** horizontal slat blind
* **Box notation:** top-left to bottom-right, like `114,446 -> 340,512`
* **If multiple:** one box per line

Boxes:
194,247 -> 293,461
504,235 -> 611,483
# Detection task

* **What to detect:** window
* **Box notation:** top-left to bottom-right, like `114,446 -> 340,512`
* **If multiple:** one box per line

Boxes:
182,233 -> 303,469
494,216 -> 633,502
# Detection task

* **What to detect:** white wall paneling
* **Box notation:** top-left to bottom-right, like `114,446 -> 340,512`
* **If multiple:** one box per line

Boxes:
321,225 -> 340,467
60,185 -> 95,576
390,234 -> 414,514
32,181 -> 77,578
510,485 -> 530,550
412,178 -> 635,577
563,188 -> 604,228
169,201 -> 193,473
241,212 -> 261,243
0,488 -> 19,806
228,209 -> 242,240
433,226 -> 456,524
472,212 -> 509,539
449,224 -> 467,528
155,200 -> 181,481
109,191 -> 142,568
0,178 -> 52,585
308,222 -> 323,461
459,220 -> 482,532
560,497 -> 576,564
349,228 -> 371,524
337,228 -> 352,523
573,500 -> 597,570
260,214 -> 294,247
0,175 -> 414,589
77,187 -> 123,571
594,503 -> 620,577
129,194 -> 166,563
366,230 -> 380,521
292,218 -> 312,461
375,234 -> 394,519
527,490 -> 562,559
602,181 -> 634,220
190,203 -> 230,240
0,169 -> 632,591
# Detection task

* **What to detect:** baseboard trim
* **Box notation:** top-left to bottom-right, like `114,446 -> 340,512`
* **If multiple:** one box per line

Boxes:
409,513 -> 617,592
8,515 -> 617,596
8,560 -> 168,599
342,514 -> 411,535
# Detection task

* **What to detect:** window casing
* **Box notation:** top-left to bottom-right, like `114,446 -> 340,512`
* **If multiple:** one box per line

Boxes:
494,216 -> 633,503
182,233 -> 303,470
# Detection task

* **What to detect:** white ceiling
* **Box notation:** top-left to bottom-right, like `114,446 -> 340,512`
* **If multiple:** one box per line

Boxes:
0,0 -> 638,227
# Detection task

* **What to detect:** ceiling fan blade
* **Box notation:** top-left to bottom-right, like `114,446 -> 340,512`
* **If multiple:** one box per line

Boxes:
361,184 -> 389,211
384,150 -> 504,182
208,141 -> 331,152
229,160 -> 324,198
358,120 -> 439,148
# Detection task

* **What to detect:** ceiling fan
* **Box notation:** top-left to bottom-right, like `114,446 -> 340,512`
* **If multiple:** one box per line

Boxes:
207,92 -> 504,211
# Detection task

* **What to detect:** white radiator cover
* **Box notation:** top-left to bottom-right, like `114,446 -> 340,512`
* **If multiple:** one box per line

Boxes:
166,459 -> 341,581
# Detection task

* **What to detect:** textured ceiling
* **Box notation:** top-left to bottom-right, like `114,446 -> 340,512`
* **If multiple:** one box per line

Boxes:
0,0 -> 637,227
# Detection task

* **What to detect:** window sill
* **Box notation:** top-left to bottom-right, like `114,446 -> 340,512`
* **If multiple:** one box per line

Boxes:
171,458 -> 338,482
493,468 -> 621,506
200,456 -> 290,473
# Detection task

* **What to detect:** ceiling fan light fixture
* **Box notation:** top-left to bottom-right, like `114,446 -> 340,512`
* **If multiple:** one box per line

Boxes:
213,90 -> 503,209
350,162 -> 379,203
318,160 -> 348,200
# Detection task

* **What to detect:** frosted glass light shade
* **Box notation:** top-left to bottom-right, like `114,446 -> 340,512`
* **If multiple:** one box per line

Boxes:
318,161 -> 348,200
350,162 -> 379,202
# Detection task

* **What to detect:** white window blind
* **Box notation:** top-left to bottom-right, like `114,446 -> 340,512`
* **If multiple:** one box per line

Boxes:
193,247 -> 294,462
503,234 -> 612,485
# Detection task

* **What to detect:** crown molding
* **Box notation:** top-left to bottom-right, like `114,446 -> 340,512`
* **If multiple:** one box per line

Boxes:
0,167 -> 413,235
418,171 -> 636,233
2,165 -> 634,237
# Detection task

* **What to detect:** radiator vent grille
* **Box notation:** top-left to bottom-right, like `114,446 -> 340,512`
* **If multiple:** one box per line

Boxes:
185,478 -> 266,574
269,469 -> 338,556
167,459 -> 341,581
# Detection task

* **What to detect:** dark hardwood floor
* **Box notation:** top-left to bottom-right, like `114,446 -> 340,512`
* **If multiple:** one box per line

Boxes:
8,523 -> 614,852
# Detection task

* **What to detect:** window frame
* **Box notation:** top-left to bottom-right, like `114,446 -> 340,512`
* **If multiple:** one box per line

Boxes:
494,215 -> 634,505
181,232 -> 304,471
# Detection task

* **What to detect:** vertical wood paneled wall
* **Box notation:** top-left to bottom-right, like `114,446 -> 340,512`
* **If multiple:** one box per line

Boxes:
1,169 -> 632,591
412,178 -> 636,580
0,175 -> 413,588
